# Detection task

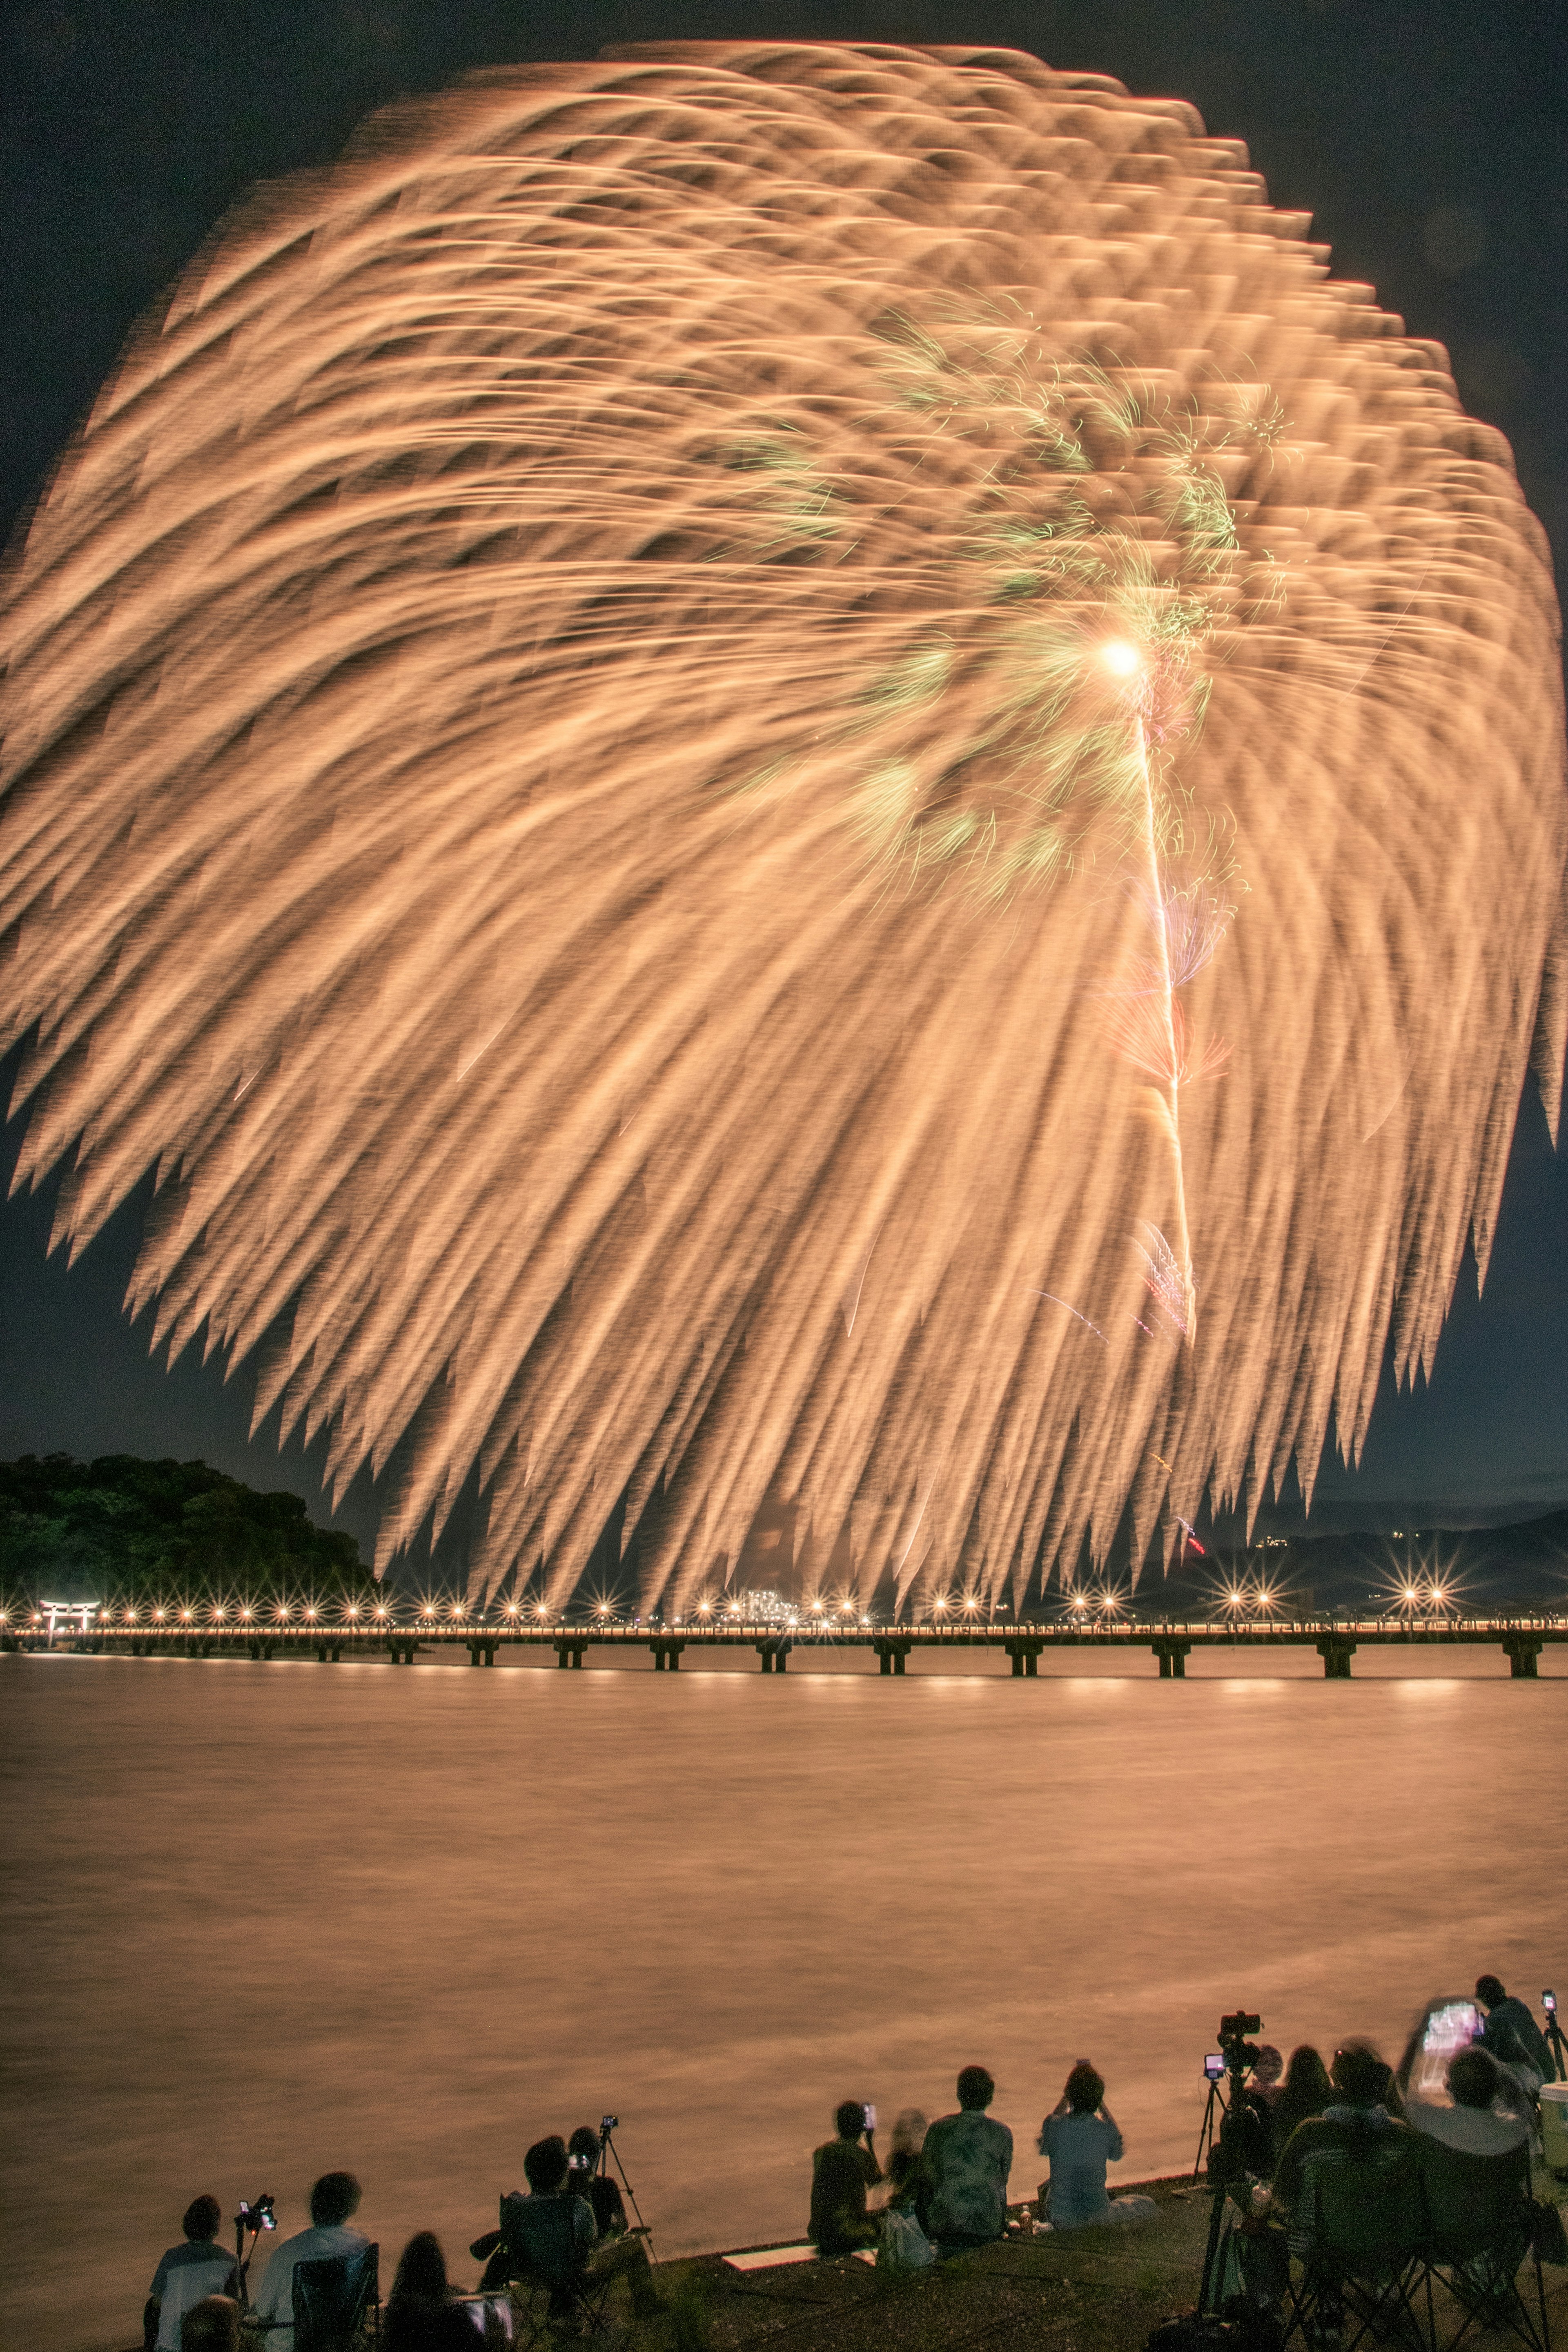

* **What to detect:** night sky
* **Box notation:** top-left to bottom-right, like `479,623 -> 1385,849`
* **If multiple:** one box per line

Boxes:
2,0 -> 1564,1554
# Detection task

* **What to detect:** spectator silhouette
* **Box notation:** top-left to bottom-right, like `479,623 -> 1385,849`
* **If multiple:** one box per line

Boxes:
386,2232 -> 481,2352
251,2172 -> 368,2352
809,2101 -> 882,2255
145,2195 -> 237,2352
921,2067 -> 1012,2251
1476,1975 -> 1552,2088
1037,2062 -> 1157,2230
568,2127 -> 628,2239
180,2298 -> 239,2352
1270,2046 -> 1334,2167
1408,2046 -> 1531,2157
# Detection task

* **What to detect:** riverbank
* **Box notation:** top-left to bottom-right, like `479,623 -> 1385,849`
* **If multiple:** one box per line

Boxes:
659,2183 -> 1568,2352
666,2178 -> 1211,2352
98,2168 -> 1568,2352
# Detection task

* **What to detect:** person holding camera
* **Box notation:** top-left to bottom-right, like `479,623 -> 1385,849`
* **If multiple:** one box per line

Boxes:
808,2101 -> 883,2256
920,2067 -> 1013,2252
1475,1975 -> 1551,2091
249,2173 -> 369,2350
482,2136 -> 664,2318
567,2126 -> 628,2238
1037,2062 -> 1158,2231
145,2196 -> 238,2352
1408,2046 -> 1532,2157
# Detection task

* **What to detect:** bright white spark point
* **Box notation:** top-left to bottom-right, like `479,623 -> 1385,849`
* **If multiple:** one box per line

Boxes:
1099,638 -> 1143,679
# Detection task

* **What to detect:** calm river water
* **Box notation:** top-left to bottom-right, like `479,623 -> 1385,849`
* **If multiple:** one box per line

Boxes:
2,1648 -> 1562,2352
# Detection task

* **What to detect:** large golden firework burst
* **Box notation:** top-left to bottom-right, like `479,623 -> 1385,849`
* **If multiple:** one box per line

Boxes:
2,42 -> 1563,1611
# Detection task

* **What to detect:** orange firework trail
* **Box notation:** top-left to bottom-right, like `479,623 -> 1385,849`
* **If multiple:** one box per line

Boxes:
2,42 -> 1564,1613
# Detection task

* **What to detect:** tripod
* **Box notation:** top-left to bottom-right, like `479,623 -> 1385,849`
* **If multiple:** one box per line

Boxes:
1193,2072 -> 1227,2182
1545,2008 -> 1568,2085
599,2120 -> 656,2264
1197,2060 -> 1261,2321
232,2210 -> 274,2312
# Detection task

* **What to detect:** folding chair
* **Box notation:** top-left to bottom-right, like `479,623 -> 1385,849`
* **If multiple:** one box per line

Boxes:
489,2196 -> 615,2347
1283,2142 -> 1432,2352
292,2242 -> 381,2352
1416,2140 -> 1550,2352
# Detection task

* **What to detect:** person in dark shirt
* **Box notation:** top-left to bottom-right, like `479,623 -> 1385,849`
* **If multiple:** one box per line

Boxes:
567,2127 -> 628,2238
1270,2042 -> 1415,2239
1269,2046 -> 1333,2170
385,2232 -> 485,2352
1475,1975 -> 1552,2086
809,2101 -> 882,2255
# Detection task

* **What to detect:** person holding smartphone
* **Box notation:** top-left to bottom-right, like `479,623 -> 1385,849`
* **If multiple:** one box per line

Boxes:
1036,2062 -> 1157,2231
808,2100 -> 883,2256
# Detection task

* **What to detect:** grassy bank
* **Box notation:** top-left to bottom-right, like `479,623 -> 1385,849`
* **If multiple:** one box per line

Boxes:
107,2171 -> 1568,2352
643,2171 -> 1568,2352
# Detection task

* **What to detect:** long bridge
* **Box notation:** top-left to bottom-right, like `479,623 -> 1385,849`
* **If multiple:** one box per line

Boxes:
6,1616 -> 1566,1677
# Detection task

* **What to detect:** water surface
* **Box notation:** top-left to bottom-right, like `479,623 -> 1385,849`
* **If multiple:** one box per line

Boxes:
1,1652 -> 1560,2352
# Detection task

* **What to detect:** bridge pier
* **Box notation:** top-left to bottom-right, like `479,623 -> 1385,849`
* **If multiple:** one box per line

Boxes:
756,1639 -> 791,1673
315,1641 -> 343,1663
875,1641 -> 914,1676
387,1638 -> 420,1665
468,1640 -> 498,1667
555,1641 -> 588,1669
1316,1636 -> 1357,1680
1152,1639 -> 1192,1679
649,1641 -> 685,1672
247,1638 -> 277,1661
1004,1642 -> 1045,1678
1502,1634 -> 1544,1679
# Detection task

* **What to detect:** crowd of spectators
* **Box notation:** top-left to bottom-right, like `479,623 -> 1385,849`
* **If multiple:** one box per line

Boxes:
142,2127 -> 660,2352
142,1972 -> 1559,2345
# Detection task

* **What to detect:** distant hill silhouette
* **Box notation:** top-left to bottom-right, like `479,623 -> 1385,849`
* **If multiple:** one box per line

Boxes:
0,1452 -> 365,1602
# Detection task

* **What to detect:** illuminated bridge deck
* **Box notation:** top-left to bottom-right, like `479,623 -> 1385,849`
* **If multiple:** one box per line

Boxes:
7,1618 -> 1566,1677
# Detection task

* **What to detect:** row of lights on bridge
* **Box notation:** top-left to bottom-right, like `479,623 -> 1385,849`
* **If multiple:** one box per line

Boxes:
3,1577 -> 1462,1631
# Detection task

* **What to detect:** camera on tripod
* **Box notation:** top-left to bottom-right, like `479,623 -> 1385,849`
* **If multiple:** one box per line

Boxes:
1217,2011 -> 1262,2073
600,2114 -> 619,2139
237,2196 -> 276,2236
1202,2011 -> 1271,2190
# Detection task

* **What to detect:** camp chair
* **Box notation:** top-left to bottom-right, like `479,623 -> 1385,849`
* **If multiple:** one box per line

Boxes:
1282,2141 -> 1431,2352
1416,2139 -> 1550,2352
292,2242 -> 380,2352
490,2196 -> 615,2347
153,2250 -> 238,2350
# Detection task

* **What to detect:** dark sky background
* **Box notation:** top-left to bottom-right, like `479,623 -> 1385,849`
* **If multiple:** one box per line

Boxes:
2,0 -> 1564,1558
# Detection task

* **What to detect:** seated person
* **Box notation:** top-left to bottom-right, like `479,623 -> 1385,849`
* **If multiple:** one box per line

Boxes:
1476,1974 -> 1551,2091
387,2229 -> 496,2352
1408,2046 -> 1532,2157
145,2195 -> 238,2352
485,2135 -> 663,2318
920,2066 -> 1012,2251
809,2101 -> 882,2255
1269,2046 -> 1333,2167
179,2298 -> 239,2352
1270,2042 -> 1415,2253
883,2110 -> 929,2212
567,2125 -> 628,2238
1036,2062 -> 1158,2230
1252,2047 -> 1285,2107
250,2172 -> 370,2352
